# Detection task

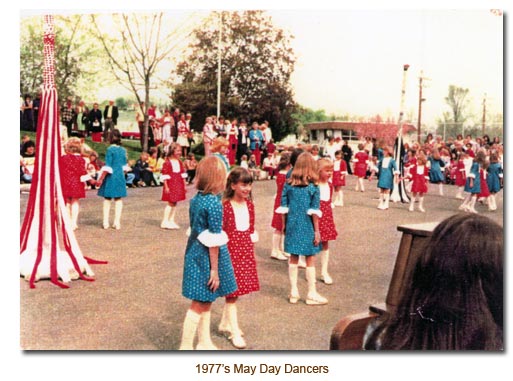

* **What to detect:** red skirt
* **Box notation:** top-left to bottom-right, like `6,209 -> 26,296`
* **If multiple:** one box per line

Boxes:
161,173 -> 186,203
225,230 -> 260,297
319,200 -> 338,242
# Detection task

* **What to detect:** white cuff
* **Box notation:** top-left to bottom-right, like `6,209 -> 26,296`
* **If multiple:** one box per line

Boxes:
275,206 -> 289,214
161,174 -> 171,181
331,203 -> 335,209
250,232 -> 259,243
181,173 -> 188,179
499,174 -> 503,178
393,170 -> 400,175
307,209 -> 323,218
186,226 -> 191,237
197,230 -> 229,247
468,174 -> 476,179
100,165 -> 113,174
80,174 -> 92,182
342,171 -> 348,175
424,176 -> 430,180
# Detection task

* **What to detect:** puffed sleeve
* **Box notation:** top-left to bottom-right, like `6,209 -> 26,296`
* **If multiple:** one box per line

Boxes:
275,182 -> 289,214
197,195 -> 229,247
307,184 -> 322,217
392,159 -> 400,175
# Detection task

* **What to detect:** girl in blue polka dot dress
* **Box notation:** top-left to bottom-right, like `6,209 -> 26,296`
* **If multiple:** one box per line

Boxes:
218,167 -> 260,349
276,152 -> 328,305
179,156 -> 237,350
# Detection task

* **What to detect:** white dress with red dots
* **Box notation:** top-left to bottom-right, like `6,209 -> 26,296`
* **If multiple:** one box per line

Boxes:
223,199 -> 260,297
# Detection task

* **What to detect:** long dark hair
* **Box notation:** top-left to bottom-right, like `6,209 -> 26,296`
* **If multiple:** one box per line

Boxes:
223,167 -> 253,201
365,213 -> 503,350
109,129 -> 122,145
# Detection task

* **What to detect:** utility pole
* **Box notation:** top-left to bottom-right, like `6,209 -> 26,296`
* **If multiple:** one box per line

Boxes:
417,71 -> 428,143
482,93 -> 487,136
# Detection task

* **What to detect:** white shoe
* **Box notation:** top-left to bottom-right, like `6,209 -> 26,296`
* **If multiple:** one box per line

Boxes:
112,223 -> 121,230
270,250 -> 288,261
289,292 -> 300,304
306,292 -> 328,305
229,334 -> 247,349
455,195 -> 465,200
160,221 -> 172,229
103,223 -> 110,230
418,206 -> 425,213
409,204 -> 414,212
458,204 -> 469,211
168,221 -> 180,230
321,273 -> 333,285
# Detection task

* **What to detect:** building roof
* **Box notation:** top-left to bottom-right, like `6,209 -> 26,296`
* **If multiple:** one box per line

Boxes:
304,121 -> 416,133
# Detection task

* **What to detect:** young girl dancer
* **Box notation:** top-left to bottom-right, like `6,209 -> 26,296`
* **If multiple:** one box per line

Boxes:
270,153 -> 291,261
276,152 -> 327,305
160,143 -> 187,229
376,146 -> 399,210
332,150 -> 347,207
97,129 -> 128,230
317,159 -> 338,284
218,168 -> 260,349
179,156 -> 237,350
406,152 -> 429,212
428,148 -> 446,196
454,152 -> 467,199
486,152 -> 503,211
353,143 -> 369,192
459,150 -> 486,213
59,137 -> 93,230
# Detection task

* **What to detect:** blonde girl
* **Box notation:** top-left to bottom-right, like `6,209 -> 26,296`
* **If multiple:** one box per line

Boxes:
276,152 -> 327,305
179,156 -> 236,350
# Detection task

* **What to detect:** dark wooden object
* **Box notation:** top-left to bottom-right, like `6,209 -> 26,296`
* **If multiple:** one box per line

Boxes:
329,222 -> 437,350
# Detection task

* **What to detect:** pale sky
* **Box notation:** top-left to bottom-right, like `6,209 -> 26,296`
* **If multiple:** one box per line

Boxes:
269,9 -> 503,127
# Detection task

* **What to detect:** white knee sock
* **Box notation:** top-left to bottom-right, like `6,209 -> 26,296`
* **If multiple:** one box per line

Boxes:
226,303 -> 242,337
70,202 -> 79,229
162,205 -> 172,226
102,199 -> 111,228
418,196 -> 425,212
196,311 -> 217,350
272,232 -> 282,253
320,250 -> 332,284
179,309 -> 201,350
306,266 -> 317,295
113,199 -> 123,228
288,263 -> 299,296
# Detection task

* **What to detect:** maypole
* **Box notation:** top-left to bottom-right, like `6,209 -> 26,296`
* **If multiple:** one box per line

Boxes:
20,15 -> 103,288
390,64 -> 410,203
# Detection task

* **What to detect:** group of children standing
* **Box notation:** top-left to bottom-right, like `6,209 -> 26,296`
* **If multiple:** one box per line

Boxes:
57,132 -> 503,350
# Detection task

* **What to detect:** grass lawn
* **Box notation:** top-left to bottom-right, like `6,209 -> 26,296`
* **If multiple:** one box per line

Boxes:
20,130 -> 143,162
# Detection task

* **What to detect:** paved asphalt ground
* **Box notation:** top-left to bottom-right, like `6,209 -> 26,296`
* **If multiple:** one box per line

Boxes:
19,175 -> 503,351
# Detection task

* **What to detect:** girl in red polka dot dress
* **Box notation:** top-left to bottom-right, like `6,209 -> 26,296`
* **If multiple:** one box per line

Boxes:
219,167 -> 260,349
317,158 -> 338,284
160,143 -> 187,229
59,137 -> 93,230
